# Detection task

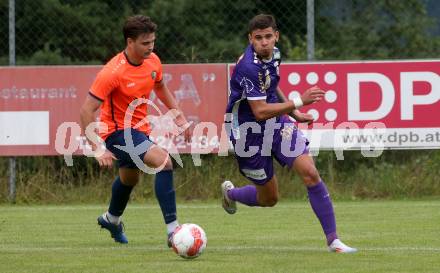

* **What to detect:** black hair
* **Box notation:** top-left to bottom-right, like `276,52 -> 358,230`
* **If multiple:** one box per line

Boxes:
248,14 -> 277,34
123,15 -> 157,42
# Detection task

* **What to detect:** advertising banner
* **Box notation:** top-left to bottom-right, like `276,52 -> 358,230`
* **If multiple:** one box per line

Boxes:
277,60 -> 440,150
1,60 -> 439,157
0,64 -> 228,156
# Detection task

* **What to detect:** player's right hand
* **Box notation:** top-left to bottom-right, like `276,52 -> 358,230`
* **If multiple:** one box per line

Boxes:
301,86 -> 325,106
95,149 -> 116,169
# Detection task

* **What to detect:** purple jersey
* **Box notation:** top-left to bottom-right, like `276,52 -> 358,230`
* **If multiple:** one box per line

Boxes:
226,45 -> 309,184
226,44 -> 281,137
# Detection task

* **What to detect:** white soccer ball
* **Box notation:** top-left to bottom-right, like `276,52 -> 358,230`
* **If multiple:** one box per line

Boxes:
171,223 -> 207,259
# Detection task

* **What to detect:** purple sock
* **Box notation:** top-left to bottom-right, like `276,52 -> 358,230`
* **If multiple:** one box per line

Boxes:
227,185 -> 259,206
307,181 -> 338,245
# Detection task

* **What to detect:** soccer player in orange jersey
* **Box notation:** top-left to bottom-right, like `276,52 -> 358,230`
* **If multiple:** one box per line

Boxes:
80,15 -> 190,246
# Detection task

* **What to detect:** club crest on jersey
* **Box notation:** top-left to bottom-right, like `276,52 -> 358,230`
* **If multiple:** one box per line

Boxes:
258,70 -> 271,93
151,71 -> 157,80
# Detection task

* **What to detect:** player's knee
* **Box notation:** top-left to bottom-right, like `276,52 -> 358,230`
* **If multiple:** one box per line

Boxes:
154,154 -> 173,171
267,196 -> 279,207
300,165 -> 320,186
261,197 -> 278,207
144,150 -> 173,171
259,194 -> 278,207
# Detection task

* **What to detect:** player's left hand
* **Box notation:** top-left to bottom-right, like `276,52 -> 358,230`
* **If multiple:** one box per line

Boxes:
291,110 -> 314,124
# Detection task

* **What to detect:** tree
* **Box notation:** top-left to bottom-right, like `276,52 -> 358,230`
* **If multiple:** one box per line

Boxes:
1,0 -> 439,65
315,0 -> 440,60
0,0 -> 9,65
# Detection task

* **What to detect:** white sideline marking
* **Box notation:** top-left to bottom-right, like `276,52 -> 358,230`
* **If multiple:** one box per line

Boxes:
0,205 -> 224,211
1,202 -> 440,212
0,245 -> 440,253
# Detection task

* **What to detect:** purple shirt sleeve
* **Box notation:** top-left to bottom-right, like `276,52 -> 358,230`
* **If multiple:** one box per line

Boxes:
237,64 -> 266,101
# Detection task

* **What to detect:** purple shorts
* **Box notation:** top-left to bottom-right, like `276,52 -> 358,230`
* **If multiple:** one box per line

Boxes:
231,115 -> 309,185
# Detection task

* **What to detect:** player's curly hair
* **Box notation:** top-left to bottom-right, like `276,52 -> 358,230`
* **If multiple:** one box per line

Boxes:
123,15 -> 157,42
248,14 -> 278,34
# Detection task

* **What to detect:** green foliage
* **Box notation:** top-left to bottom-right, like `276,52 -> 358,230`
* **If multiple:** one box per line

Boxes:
286,34 -> 326,60
0,56 -> 8,65
1,150 -> 440,204
0,0 -> 7,62
17,43 -> 72,65
2,0 -> 438,64
146,0 -> 256,63
316,0 -> 440,59
15,0 -> 126,63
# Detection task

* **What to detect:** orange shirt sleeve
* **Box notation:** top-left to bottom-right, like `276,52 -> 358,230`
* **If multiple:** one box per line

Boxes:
89,68 -> 119,101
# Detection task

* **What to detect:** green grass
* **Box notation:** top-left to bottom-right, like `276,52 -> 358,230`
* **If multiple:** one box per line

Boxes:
0,200 -> 439,273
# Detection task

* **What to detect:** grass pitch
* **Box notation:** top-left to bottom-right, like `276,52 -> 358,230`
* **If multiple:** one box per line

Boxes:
0,200 -> 439,273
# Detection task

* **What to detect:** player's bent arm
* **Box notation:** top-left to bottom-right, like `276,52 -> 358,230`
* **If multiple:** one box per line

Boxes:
276,86 -> 302,118
276,86 -> 288,103
248,99 -> 296,121
154,81 -> 180,111
80,94 -> 102,151
275,85 -> 326,121
154,81 -> 192,141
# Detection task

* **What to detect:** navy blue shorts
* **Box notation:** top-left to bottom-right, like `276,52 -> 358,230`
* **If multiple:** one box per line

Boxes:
105,128 -> 155,169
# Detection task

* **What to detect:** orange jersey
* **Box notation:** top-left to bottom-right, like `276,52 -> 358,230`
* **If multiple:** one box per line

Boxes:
89,51 -> 163,140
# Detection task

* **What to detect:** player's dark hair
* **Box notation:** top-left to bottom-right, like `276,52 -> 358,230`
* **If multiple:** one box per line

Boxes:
248,14 -> 277,34
123,15 -> 157,42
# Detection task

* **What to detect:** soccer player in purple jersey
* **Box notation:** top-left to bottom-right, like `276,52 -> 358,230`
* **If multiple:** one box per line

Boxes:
222,14 -> 357,253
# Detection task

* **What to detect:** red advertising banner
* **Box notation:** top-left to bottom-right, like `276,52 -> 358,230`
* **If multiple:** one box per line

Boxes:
0,64 -> 228,156
277,60 -> 440,149
0,66 -> 95,156
2,60 -> 439,157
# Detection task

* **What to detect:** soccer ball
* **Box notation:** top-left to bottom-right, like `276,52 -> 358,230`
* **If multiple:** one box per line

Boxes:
171,223 -> 207,259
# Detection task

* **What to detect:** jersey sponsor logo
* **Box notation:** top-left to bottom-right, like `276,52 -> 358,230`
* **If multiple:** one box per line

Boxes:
241,168 -> 267,180
127,82 -> 135,88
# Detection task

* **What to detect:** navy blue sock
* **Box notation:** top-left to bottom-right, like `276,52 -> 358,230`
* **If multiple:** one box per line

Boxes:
154,170 -> 177,224
108,177 -> 134,217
